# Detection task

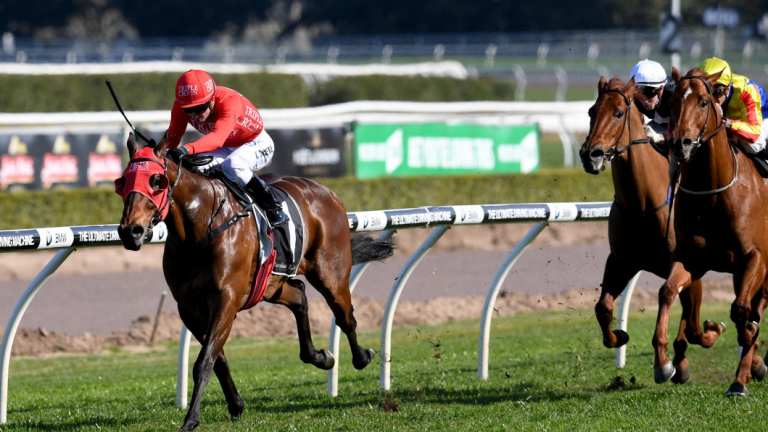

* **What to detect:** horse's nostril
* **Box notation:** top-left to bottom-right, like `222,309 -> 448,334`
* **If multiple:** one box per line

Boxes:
129,225 -> 144,239
682,138 -> 692,146
590,149 -> 604,159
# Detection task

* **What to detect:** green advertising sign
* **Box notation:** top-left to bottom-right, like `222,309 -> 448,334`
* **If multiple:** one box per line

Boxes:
353,122 -> 539,179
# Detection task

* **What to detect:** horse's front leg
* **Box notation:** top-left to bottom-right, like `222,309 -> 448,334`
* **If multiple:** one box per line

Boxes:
594,253 -> 637,348
264,278 -> 335,369
180,291 -> 239,431
672,278 -> 727,384
726,251 -> 767,396
214,352 -> 245,420
654,261 -> 692,383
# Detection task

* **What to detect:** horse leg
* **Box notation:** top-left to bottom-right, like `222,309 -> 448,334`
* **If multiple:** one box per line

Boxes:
213,352 -> 245,420
180,292 -> 239,431
265,278 -> 335,370
305,268 -> 374,370
594,253 -> 636,348
653,261 -> 692,384
750,293 -> 768,382
725,251 -> 766,396
178,305 -> 244,421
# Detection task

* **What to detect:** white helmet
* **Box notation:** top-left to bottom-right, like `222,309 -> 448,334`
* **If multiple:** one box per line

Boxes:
630,59 -> 667,88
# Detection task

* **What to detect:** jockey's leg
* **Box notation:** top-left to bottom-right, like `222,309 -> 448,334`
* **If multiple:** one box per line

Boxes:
222,131 -> 288,226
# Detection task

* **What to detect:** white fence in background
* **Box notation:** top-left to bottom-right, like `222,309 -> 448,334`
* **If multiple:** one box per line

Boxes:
0,101 -> 590,167
0,201 -> 646,424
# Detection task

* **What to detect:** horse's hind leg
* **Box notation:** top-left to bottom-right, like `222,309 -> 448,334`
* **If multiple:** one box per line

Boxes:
305,267 -> 374,370
594,253 -> 636,348
654,261 -> 692,384
672,278 -> 726,384
265,278 -> 335,370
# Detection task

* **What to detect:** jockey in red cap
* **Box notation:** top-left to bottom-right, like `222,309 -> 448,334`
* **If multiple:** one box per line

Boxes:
165,69 -> 288,226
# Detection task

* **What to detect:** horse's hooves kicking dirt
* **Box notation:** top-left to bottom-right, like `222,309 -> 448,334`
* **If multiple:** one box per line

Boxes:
654,362 -> 676,383
725,382 -> 747,397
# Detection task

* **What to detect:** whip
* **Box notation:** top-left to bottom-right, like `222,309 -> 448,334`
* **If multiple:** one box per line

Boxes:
105,80 -> 155,146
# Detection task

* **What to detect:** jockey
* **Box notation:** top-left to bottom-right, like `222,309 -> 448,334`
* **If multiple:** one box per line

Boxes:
629,59 -> 672,145
700,57 -> 767,161
165,69 -> 288,227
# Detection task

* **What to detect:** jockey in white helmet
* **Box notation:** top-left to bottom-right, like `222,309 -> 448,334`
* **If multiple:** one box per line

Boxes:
629,59 -> 670,145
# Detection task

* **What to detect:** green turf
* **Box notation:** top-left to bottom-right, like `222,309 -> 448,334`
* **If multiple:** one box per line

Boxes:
4,302 -> 761,431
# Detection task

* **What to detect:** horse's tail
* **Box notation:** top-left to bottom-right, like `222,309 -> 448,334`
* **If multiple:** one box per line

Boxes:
350,234 -> 395,265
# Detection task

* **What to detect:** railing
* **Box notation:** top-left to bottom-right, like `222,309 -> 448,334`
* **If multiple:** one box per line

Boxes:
0,201 -> 646,423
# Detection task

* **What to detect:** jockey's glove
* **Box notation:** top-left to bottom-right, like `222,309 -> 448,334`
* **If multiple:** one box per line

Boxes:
167,145 -> 190,163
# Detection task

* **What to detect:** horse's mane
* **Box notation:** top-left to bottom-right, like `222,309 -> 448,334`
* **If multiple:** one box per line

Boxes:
683,67 -> 706,79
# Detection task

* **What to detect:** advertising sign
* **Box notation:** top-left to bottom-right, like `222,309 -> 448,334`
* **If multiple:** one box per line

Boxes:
353,122 -> 539,179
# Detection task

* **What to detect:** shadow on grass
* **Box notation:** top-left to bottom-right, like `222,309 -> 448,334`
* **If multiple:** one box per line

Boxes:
243,381 -> 595,414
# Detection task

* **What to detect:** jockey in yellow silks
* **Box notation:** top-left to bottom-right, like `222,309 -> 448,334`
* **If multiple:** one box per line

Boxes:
700,57 -> 767,160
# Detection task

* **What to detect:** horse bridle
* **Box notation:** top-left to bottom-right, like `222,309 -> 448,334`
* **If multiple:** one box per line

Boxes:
674,75 -> 736,196
585,88 -> 650,162
126,154 -> 183,228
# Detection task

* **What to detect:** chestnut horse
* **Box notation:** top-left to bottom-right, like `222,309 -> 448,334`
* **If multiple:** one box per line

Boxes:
116,134 -> 393,430
579,76 -> 724,384
661,67 -> 768,396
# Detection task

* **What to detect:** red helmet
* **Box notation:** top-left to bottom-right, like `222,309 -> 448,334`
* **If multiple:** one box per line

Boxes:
175,69 -> 216,108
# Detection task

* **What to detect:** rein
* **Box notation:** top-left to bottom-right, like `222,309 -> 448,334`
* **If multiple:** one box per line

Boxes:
675,75 -> 736,196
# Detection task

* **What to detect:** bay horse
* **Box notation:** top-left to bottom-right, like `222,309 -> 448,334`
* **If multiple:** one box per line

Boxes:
660,67 -> 768,395
115,133 -> 393,430
579,75 -> 724,384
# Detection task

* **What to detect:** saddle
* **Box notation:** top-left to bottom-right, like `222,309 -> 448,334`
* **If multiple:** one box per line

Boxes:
184,155 -> 304,275
750,153 -> 768,178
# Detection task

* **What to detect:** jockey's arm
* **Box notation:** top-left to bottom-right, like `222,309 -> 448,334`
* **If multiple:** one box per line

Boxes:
166,104 -> 188,149
727,85 -> 763,144
185,104 -> 238,154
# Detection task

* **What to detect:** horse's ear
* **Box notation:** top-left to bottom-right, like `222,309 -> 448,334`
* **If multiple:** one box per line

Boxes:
155,132 -> 170,153
624,77 -> 636,95
597,76 -> 607,94
706,69 -> 724,87
127,132 -> 141,159
671,67 -> 681,83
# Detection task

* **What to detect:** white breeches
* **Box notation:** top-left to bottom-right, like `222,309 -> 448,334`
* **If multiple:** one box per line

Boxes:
195,130 -> 275,186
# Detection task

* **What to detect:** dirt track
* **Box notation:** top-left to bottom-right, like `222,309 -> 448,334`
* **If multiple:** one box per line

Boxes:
0,222 -> 733,356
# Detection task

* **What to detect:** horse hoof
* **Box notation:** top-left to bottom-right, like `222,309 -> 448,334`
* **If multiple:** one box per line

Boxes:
317,349 -> 335,370
671,367 -> 690,384
613,330 -> 630,347
725,382 -> 747,397
353,348 -> 375,370
704,320 -> 727,333
654,362 -> 676,384
178,420 -> 200,432
228,399 -> 245,421
752,358 -> 768,382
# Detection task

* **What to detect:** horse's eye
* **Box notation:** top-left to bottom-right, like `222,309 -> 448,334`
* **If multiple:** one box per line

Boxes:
699,100 -> 708,108
614,110 -> 624,119
149,174 -> 168,190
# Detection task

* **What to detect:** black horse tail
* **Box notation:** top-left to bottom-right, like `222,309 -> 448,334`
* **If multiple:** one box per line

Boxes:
351,234 -> 395,265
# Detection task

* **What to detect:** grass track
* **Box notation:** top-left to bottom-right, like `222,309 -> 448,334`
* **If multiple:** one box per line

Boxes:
5,302 -> 766,431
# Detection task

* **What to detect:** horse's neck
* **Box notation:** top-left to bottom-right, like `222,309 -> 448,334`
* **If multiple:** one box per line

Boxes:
684,132 -> 733,191
167,167 -> 215,242
612,115 -> 669,213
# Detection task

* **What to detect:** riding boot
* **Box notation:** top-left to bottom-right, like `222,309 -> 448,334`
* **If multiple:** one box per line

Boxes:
246,176 -> 289,227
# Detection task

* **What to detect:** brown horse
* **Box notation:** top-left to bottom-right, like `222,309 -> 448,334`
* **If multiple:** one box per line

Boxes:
115,134 -> 393,430
579,76 -> 724,384
661,67 -> 768,395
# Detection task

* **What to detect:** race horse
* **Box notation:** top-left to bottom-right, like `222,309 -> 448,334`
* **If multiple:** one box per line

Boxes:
115,133 -> 393,430
579,75 -> 724,384
659,67 -> 768,395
